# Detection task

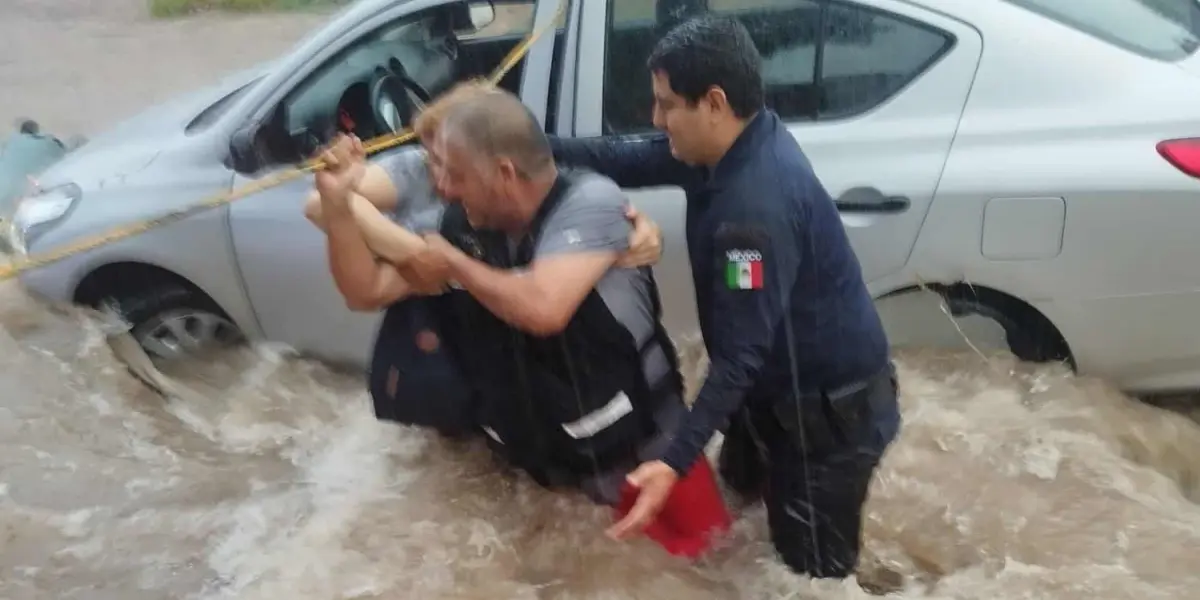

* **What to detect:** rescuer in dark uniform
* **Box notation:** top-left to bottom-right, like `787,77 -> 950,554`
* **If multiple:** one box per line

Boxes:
552,16 -> 901,578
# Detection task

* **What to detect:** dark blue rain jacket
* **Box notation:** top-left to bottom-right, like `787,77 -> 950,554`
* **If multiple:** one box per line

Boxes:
551,109 -> 896,471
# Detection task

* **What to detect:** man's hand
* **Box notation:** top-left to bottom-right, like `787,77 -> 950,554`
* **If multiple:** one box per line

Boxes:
398,233 -> 460,293
606,460 -> 679,540
398,245 -> 453,295
422,232 -> 458,258
618,205 -> 663,268
314,134 -> 368,215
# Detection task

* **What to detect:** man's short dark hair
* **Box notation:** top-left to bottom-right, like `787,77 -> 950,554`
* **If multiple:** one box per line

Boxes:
646,15 -> 764,119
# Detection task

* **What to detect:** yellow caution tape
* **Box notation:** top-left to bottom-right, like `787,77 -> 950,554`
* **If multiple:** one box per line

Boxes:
0,0 -> 566,281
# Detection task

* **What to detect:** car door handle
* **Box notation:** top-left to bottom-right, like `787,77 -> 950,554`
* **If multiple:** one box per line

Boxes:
834,187 -> 911,214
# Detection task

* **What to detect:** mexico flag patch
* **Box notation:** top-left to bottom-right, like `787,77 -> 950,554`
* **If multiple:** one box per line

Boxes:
725,249 -> 763,290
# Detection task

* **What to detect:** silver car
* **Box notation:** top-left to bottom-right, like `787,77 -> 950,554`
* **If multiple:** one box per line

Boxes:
5,0 -> 1200,394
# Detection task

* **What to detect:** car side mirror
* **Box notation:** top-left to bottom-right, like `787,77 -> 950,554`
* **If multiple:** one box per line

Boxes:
226,123 -> 265,175
449,0 -> 495,33
468,1 -> 496,29
226,107 -> 303,175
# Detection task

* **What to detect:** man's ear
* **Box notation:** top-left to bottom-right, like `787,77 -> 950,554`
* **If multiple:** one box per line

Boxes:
496,158 -> 520,183
703,86 -> 731,118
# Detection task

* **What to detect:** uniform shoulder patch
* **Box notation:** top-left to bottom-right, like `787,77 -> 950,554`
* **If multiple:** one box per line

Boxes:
724,248 -> 764,290
716,223 -> 769,291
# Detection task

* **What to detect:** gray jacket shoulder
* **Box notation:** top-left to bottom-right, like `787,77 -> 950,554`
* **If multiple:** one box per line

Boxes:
534,171 -> 631,256
562,169 -> 626,208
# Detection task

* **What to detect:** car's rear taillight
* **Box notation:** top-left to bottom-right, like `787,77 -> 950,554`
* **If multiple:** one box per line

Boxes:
1157,138 -> 1200,179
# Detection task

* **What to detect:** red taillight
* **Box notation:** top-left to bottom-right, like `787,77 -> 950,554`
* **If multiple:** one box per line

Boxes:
1157,138 -> 1200,179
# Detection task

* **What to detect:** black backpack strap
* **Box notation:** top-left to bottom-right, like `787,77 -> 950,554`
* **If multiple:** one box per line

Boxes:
642,266 -> 684,397
515,170 -> 575,264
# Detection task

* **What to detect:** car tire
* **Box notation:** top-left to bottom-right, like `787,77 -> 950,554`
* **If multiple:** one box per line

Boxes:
104,282 -> 244,364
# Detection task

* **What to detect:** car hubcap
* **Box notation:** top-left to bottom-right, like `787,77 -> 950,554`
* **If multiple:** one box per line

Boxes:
136,309 -> 242,362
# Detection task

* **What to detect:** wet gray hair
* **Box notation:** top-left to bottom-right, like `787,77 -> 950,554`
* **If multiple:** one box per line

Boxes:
437,89 -> 554,179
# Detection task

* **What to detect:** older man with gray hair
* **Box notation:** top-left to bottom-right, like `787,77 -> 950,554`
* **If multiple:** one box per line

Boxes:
400,89 -> 691,507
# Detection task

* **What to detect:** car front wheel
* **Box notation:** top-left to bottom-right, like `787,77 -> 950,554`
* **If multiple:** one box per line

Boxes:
107,282 -> 243,364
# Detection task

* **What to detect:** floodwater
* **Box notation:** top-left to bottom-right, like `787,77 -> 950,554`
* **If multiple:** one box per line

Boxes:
4,2 -> 1200,599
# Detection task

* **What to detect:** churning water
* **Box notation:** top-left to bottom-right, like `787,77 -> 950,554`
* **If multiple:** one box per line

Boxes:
4,3 -> 1200,598
4,280 -> 1200,600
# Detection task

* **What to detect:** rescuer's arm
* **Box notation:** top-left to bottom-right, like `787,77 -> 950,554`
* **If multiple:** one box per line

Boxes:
428,178 -> 632,335
658,205 -> 805,475
436,246 -> 617,336
549,134 -> 701,190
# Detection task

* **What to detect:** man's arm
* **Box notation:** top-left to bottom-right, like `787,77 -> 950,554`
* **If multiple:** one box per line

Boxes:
349,194 -> 427,264
437,176 -> 633,336
324,204 -> 414,312
443,250 -> 617,336
549,134 -> 701,190
304,163 -> 398,231
658,205 -> 805,474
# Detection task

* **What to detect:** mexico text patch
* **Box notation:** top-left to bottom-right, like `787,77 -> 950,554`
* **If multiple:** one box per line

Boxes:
725,249 -> 764,290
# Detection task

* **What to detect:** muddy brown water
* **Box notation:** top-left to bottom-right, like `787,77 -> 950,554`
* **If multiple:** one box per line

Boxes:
4,3 -> 1200,599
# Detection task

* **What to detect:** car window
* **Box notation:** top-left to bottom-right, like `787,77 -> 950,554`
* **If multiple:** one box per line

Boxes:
281,11 -> 457,150
1003,0 -> 1200,61
269,1 -> 565,165
602,0 -> 953,134
454,1 -> 569,126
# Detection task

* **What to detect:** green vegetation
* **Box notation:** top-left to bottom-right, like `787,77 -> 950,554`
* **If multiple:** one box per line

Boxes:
148,0 -> 347,18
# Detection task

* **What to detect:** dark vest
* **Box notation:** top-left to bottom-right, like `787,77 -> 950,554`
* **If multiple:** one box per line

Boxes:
438,171 -> 683,484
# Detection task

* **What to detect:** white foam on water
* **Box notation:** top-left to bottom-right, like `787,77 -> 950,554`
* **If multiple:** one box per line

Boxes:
3,284 -> 1200,599
5,4 -> 1200,597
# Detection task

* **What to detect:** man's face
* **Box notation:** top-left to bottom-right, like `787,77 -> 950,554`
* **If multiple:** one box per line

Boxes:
422,135 -> 453,200
435,132 -> 516,229
650,70 -> 714,166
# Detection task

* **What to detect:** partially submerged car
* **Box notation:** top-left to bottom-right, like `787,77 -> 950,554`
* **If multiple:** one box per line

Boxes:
5,0 -> 1200,395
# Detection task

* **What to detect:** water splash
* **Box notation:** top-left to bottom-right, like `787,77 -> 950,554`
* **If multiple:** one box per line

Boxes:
2,280 -> 1200,599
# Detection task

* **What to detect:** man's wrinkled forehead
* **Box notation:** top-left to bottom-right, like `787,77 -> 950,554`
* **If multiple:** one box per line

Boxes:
436,123 -> 469,157
433,126 -> 465,168
439,123 -> 498,176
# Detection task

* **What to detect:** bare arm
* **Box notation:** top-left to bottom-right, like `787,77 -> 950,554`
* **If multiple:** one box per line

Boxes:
442,245 -> 617,336
305,163 -> 397,231
435,175 -> 635,334
348,195 -> 428,264
325,206 -> 413,311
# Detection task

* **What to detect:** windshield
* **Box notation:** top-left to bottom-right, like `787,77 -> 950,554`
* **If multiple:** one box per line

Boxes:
1005,0 -> 1200,61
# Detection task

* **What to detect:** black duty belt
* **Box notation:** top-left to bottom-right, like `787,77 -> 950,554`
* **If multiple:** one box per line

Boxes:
769,362 -> 898,457
805,362 -> 897,403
